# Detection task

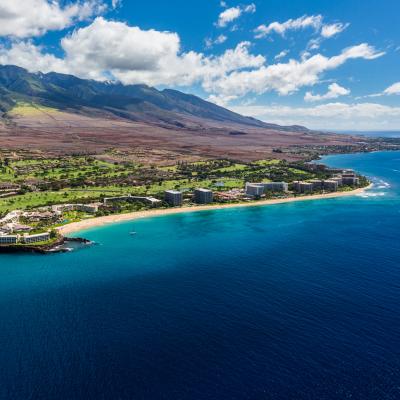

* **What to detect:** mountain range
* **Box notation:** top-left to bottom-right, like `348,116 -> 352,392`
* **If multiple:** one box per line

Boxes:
0,65 -> 356,161
0,65 -> 307,131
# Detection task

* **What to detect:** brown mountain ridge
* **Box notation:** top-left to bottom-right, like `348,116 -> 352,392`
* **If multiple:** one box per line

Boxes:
0,65 -> 360,162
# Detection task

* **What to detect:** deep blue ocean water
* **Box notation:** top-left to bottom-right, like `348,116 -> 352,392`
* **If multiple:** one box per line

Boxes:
335,131 -> 400,138
1,151 -> 400,400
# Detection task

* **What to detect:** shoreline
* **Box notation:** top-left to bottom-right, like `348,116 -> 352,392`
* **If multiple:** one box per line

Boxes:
58,185 -> 371,235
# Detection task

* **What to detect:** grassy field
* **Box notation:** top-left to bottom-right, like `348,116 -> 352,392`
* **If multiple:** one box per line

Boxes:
0,153 -> 333,213
0,157 -> 125,184
0,178 -> 248,213
254,159 -> 282,166
9,102 -> 59,117
214,164 -> 248,173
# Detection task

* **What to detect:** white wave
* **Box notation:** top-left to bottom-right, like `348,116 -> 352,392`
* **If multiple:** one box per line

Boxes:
373,180 -> 391,189
357,191 -> 386,198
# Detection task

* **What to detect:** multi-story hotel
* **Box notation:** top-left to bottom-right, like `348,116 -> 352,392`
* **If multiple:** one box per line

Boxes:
23,232 -> 51,244
309,180 -> 324,191
323,180 -> 339,191
103,196 -> 161,207
293,181 -> 314,193
0,235 -> 18,245
342,176 -> 360,186
245,183 -> 265,197
165,190 -> 183,206
194,188 -> 213,204
263,182 -> 289,192
330,176 -> 343,186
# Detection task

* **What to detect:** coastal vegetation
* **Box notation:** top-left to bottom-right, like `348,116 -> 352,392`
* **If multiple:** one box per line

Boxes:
0,151 -> 363,211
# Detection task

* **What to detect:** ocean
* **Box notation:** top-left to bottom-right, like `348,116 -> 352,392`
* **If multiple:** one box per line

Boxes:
334,131 -> 400,138
0,151 -> 399,400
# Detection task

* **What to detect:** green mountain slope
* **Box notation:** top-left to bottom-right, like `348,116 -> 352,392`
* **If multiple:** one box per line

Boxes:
0,65 -> 308,131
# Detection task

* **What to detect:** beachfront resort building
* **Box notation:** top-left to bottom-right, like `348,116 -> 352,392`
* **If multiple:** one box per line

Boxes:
0,235 -> 18,244
341,173 -> 360,186
326,169 -> 359,186
263,182 -> 289,192
22,232 -> 51,244
194,188 -> 213,204
323,180 -> 339,191
103,196 -> 133,205
308,179 -> 339,192
0,231 -> 51,245
22,211 -> 59,222
4,223 -> 32,233
309,180 -> 324,191
331,176 -> 343,186
246,182 -> 289,196
103,196 -> 161,208
342,176 -> 360,186
129,197 -> 162,207
165,190 -> 183,206
245,183 -> 265,197
293,181 -> 314,193
53,203 -> 101,214
76,204 -> 100,213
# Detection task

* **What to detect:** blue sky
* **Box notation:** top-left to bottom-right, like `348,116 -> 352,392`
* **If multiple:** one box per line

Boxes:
0,0 -> 399,130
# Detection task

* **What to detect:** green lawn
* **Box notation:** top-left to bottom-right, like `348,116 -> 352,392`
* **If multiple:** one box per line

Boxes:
254,159 -> 282,166
0,155 -> 329,214
214,164 -> 248,173
288,167 -> 309,175
0,189 -> 122,213
0,157 -> 124,183
10,102 -> 59,117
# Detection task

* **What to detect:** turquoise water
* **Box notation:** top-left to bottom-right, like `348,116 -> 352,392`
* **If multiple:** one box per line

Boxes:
0,151 -> 399,399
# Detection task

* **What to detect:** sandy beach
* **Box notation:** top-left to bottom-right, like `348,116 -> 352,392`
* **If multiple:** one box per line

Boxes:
57,186 -> 371,236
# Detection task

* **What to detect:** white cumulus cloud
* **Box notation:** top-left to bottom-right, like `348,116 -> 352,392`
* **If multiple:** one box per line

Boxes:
274,49 -> 289,60
0,18 -> 265,88
0,16 -> 384,107
217,7 -> 242,27
231,102 -> 400,130
304,83 -> 350,102
205,34 -> 227,48
244,4 -> 256,13
0,0 -> 106,38
255,14 -> 349,41
0,41 -> 68,73
61,17 -> 182,80
255,15 -> 323,38
203,43 -> 384,100
111,0 -> 122,8
321,22 -> 349,38
216,3 -> 256,28
363,81 -> 400,98
383,82 -> 400,95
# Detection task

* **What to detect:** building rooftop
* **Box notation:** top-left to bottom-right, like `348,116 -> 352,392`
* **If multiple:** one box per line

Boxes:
195,188 -> 212,192
165,190 -> 182,194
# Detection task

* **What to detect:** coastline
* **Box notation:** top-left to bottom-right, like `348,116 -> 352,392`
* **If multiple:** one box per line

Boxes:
58,185 -> 371,235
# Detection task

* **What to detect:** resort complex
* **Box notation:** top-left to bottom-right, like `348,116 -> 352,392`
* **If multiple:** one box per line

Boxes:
0,155 -> 367,251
